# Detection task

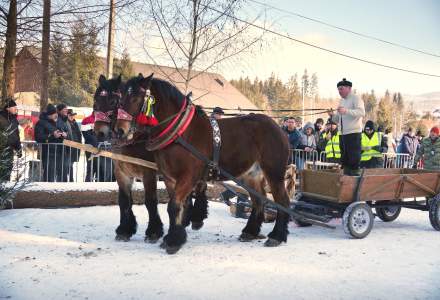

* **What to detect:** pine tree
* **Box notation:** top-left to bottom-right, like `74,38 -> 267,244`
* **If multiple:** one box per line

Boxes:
113,49 -> 134,80
376,90 -> 393,129
49,34 -> 68,103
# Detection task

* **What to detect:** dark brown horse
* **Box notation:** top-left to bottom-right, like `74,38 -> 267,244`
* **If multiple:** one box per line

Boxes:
115,74 -> 291,254
93,75 -> 208,243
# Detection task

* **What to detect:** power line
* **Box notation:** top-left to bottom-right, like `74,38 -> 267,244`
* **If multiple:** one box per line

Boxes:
250,0 -> 440,59
202,4 -> 440,78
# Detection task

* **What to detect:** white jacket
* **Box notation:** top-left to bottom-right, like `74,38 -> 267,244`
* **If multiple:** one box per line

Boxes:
331,93 -> 365,135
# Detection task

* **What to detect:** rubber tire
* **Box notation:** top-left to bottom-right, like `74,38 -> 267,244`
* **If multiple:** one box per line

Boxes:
429,197 -> 440,231
343,202 -> 374,239
375,206 -> 401,222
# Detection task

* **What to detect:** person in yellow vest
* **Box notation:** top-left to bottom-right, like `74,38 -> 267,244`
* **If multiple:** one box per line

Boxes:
360,120 -> 387,168
319,118 -> 341,163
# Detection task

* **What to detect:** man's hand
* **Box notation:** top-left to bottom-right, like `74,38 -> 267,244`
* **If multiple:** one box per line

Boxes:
53,130 -> 62,138
305,147 -> 313,152
337,106 -> 347,114
61,132 -> 67,138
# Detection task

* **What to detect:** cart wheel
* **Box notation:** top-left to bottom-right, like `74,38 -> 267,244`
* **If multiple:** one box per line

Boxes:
343,202 -> 374,239
429,197 -> 440,231
375,206 -> 401,222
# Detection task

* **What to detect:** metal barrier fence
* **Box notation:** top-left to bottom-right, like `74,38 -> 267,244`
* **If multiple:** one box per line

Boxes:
291,149 -> 416,170
10,141 -> 114,182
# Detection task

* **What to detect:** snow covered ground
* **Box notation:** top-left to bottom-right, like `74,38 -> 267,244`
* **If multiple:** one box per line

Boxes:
1,202 -> 439,300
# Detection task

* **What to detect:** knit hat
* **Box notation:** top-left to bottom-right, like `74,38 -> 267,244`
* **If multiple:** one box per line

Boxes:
46,104 -> 57,116
364,120 -> 375,131
212,107 -> 224,114
56,103 -> 67,111
3,98 -> 17,109
337,78 -> 352,87
430,126 -> 440,135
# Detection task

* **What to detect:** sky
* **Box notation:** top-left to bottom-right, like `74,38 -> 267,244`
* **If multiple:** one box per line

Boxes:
112,0 -> 440,98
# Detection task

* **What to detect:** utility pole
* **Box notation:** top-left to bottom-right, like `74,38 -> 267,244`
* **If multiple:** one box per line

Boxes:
106,0 -> 115,78
40,0 -> 51,111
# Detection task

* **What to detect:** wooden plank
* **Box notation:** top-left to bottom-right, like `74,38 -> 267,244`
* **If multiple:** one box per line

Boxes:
63,140 -> 158,171
404,175 -> 436,196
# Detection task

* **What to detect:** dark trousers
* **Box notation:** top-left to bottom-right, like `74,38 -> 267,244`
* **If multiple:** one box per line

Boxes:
340,133 -> 361,173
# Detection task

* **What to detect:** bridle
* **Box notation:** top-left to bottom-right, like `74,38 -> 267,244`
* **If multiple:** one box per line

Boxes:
117,86 -> 195,151
94,89 -> 122,134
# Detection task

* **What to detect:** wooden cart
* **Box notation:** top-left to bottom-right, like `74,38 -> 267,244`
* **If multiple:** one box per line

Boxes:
296,168 -> 440,238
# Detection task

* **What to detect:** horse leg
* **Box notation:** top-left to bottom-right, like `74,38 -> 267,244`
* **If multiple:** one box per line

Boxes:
115,170 -> 137,241
239,178 -> 266,241
190,181 -> 208,230
264,178 -> 290,247
143,171 -> 164,243
162,177 -> 194,254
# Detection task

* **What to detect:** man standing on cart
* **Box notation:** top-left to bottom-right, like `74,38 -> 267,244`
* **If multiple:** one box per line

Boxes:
329,78 -> 365,176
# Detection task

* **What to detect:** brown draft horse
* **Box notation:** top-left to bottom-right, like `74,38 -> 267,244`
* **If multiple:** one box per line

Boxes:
93,75 -> 208,243
115,74 -> 291,254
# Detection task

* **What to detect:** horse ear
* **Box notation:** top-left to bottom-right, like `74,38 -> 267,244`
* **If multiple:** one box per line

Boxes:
140,73 -> 154,89
98,74 -> 106,86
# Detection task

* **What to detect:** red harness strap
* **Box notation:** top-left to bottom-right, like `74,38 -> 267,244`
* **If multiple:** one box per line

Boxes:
156,97 -> 188,139
147,97 -> 196,151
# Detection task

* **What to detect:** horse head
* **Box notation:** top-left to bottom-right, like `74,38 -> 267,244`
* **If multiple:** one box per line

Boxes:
93,74 -> 123,142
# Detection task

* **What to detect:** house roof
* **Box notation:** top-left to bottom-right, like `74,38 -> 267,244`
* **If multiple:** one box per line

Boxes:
99,58 -> 257,113
15,48 -> 257,113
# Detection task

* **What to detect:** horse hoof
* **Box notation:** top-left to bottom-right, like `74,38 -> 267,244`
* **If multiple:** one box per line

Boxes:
159,241 -> 167,249
238,232 -> 260,242
191,221 -> 204,231
145,235 -> 160,244
166,245 -> 182,255
115,234 -> 130,242
264,238 -> 282,247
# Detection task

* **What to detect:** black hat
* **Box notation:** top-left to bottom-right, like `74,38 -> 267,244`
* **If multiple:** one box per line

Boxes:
212,107 -> 224,114
46,104 -> 57,115
67,109 -> 77,116
315,118 -> 324,124
3,98 -> 17,110
364,120 -> 375,131
56,103 -> 67,111
337,78 -> 352,87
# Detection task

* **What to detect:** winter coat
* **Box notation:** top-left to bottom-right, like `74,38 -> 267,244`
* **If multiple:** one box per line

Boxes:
283,127 -> 302,150
67,119 -> 82,162
298,122 -> 317,150
400,134 -> 419,156
413,137 -> 440,171
35,113 -> 64,162
331,93 -> 365,135
0,110 -> 21,153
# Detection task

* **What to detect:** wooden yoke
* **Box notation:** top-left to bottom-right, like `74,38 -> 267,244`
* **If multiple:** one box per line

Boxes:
63,140 -> 158,171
